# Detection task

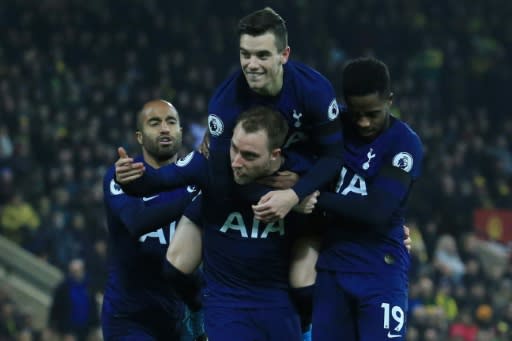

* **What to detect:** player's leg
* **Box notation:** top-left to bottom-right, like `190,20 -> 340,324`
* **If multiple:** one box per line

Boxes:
289,234 -> 320,339
311,270 -> 357,341
352,272 -> 409,341
167,215 -> 203,274
163,216 -> 204,313
289,235 -> 319,287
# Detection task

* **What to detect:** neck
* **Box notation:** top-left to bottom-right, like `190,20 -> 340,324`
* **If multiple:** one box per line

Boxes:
143,151 -> 178,169
268,66 -> 284,96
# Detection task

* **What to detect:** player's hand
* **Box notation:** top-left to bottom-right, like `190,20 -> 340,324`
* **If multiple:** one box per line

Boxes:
256,171 -> 299,189
115,147 -> 145,184
403,225 -> 411,253
292,190 -> 319,214
252,189 -> 299,222
198,131 -> 210,159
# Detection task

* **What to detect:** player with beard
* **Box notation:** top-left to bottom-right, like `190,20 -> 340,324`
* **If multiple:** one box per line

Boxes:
101,100 -> 205,340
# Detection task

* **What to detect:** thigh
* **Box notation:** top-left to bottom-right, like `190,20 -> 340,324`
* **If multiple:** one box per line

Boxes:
167,215 -> 203,274
289,235 -> 320,288
312,270 -> 357,341
352,273 -> 408,341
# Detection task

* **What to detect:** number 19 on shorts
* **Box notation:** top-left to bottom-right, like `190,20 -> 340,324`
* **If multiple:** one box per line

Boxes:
381,302 -> 405,338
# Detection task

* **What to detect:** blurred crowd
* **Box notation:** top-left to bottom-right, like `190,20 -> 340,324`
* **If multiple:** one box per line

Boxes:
0,0 -> 511,340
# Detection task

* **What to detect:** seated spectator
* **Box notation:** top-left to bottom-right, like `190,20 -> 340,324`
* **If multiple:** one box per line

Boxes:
0,192 -> 40,245
435,281 -> 459,322
0,300 -> 19,339
433,234 -> 466,284
449,307 -> 478,341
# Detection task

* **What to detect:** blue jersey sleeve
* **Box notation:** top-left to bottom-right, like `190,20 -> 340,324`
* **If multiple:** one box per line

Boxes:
291,75 -> 344,199
103,169 -> 191,238
317,130 -> 423,227
206,72 -> 244,194
119,151 -> 208,196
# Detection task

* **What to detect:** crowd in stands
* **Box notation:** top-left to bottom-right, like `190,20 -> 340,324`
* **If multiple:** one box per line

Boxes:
0,0 -> 511,340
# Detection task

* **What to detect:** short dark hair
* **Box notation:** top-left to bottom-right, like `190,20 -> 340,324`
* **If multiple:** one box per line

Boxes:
342,57 -> 391,100
238,7 -> 288,51
235,106 -> 288,151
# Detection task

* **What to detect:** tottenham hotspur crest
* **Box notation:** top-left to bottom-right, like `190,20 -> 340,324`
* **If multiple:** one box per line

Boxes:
328,99 -> 339,121
362,148 -> 376,170
208,114 -> 224,137
292,110 -> 303,128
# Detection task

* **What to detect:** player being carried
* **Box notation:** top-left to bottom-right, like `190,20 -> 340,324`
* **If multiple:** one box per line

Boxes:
115,106 -> 320,340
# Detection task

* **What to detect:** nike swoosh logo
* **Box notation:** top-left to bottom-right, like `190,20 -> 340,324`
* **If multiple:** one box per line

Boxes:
387,332 -> 402,338
142,195 -> 159,202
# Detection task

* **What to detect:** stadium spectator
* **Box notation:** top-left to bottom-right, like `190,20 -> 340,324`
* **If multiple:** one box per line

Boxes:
433,234 -> 466,284
0,192 -> 40,245
48,258 -> 100,341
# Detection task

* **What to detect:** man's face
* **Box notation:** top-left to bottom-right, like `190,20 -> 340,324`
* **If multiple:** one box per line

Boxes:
137,107 -> 182,162
230,125 -> 275,185
69,259 -> 85,282
239,32 -> 290,96
346,92 -> 391,140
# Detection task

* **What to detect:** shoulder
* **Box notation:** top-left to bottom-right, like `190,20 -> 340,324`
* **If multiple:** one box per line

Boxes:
389,118 -> 423,152
286,61 -> 334,93
385,118 -> 423,176
208,70 -> 246,136
208,69 -> 245,108
285,61 -> 338,120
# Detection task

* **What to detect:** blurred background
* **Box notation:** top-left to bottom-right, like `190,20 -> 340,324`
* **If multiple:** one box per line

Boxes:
0,0 -> 511,340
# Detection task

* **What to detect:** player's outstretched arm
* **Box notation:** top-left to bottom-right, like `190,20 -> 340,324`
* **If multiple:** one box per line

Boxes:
115,147 -> 145,184
116,150 -> 207,197
120,200 -> 191,239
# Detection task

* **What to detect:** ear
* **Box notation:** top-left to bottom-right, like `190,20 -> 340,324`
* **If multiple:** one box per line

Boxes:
281,46 -> 291,64
270,148 -> 281,160
135,131 -> 143,145
388,92 -> 394,106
